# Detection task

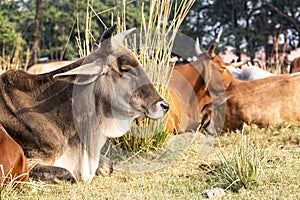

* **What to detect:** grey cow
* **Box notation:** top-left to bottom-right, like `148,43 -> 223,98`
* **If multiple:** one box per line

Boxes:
0,25 -> 169,183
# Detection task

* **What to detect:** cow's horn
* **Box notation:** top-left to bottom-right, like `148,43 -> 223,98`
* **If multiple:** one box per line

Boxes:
195,37 -> 202,56
253,59 -> 263,68
246,61 -> 253,66
114,27 -> 136,42
208,27 -> 222,58
231,60 -> 248,68
100,24 -> 117,43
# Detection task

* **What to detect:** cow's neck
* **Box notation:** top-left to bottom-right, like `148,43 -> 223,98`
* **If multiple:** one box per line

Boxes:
54,132 -> 106,182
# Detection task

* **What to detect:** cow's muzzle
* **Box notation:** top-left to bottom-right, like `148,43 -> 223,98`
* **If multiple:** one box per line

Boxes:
146,100 -> 169,120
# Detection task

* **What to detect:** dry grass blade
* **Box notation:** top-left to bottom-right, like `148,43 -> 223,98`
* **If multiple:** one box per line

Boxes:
0,35 -> 27,74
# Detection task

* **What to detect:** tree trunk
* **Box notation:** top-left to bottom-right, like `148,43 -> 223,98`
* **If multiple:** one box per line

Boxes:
32,0 -> 43,64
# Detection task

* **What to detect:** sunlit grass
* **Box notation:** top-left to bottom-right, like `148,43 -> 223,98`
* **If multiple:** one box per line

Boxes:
111,128 -> 171,153
203,130 -> 266,192
1,124 -> 299,199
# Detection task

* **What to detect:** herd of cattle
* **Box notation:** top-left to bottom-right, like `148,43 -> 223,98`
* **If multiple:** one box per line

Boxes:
1,25 -> 300,185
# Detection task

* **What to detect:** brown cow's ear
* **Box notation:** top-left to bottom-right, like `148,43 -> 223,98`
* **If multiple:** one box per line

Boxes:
53,63 -> 107,85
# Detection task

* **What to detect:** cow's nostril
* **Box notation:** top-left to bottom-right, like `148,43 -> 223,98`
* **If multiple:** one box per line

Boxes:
160,101 -> 169,112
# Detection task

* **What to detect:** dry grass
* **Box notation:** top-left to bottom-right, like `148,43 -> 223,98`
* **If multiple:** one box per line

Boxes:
0,35 -> 30,74
1,1 -> 299,199
109,0 -> 195,153
1,124 -> 299,199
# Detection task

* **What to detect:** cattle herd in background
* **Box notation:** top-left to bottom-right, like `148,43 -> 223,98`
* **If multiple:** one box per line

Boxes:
1,26 -> 300,185
166,33 -> 300,135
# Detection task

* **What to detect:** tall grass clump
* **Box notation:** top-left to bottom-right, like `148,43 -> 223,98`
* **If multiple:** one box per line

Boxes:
108,0 -> 195,153
205,131 -> 266,192
77,0 -> 195,153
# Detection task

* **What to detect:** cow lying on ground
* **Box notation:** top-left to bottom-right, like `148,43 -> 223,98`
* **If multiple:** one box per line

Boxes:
168,52 -> 300,135
0,124 -> 28,185
202,54 -> 300,135
0,25 -> 169,183
290,57 -> 300,73
166,34 -> 300,135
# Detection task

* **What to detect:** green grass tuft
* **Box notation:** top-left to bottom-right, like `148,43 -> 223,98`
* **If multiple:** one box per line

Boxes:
205,129 -> 267,192
111,126 -> 171,153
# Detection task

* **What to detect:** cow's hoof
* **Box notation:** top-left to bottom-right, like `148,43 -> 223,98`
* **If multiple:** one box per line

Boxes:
30,165 -> 77,184
96,155 -> 113,177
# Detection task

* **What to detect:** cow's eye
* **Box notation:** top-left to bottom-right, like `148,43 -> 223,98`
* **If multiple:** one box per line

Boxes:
120,65 -> 132,72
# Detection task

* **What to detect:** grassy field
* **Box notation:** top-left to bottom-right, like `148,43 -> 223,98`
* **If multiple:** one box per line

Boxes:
2,1 -> 299,199
1,123 -> 299,199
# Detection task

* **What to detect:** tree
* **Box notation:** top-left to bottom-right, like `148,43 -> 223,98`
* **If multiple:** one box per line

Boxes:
0,12 -> 19,54
1,0 -> 147,62
181,0 -> 300,61
32,0 -> 43,64
261,0 -> 300,49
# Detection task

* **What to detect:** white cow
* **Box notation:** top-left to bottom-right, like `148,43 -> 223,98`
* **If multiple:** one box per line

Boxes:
226,62 -> 275,81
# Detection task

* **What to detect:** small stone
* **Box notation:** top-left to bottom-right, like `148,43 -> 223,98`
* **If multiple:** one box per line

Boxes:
202,188 -> 226,199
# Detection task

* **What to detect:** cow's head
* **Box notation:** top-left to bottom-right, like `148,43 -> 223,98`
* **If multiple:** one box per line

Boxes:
53,25 -> 169,138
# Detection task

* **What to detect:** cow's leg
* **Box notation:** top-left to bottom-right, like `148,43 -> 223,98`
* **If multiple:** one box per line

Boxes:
30,164 -> 76,184
96,155 -> 113,177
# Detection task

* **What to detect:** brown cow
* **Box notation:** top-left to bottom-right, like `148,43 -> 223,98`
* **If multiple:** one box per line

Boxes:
166,36 -> 300,135
166,33 -> 228,133
290,57 -> 300,73
165,89 -> 182,133
0,125 -> 28,185
166,53 -> 226,134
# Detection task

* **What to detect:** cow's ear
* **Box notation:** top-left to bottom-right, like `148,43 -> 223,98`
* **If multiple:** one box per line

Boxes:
53,63 -> 107,85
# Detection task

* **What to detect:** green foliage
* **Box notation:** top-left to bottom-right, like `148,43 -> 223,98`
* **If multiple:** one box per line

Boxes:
1,0 -> 300,63
112,127 -> 171,153
0,13 -> 19,53
0,0 -> 147,62
181,0 -> 300,59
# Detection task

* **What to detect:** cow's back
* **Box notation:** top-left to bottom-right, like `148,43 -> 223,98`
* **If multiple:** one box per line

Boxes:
0,125 -> 28,184
224,73 -> 300,130
0,68 -> 77,162
28,61 -> 74,74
